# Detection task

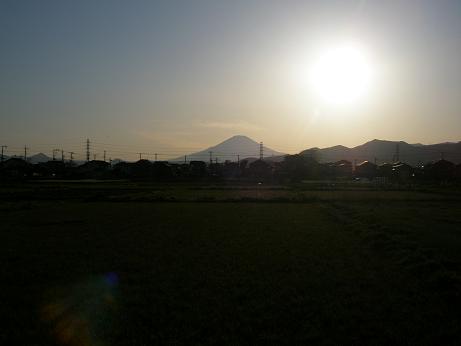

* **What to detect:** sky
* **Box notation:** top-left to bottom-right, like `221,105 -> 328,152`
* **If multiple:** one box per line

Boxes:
1,0 -> 461,160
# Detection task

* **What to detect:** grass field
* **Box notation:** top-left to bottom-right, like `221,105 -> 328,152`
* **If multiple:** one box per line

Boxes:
1,181 -> 461,345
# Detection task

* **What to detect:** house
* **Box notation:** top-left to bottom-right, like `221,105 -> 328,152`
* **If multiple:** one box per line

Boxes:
392,162 -> 414,182
377,163 -> 393,178
35,160 -> 66,178
76,160 -> 111,178
455,164 -> 461,180
131,160 -> 154,178
248,159 -> 272,180
189,161 -> 207,178
113,161 -> 132,178
0,158 -> 33,178
354,161 -> 377,179
333,160 -> 352,178
152,161 -> 173,179
222,161 -> 240,180
424,159 -> 455,181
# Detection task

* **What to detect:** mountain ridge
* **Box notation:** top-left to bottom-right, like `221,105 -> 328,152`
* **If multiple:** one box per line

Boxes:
171,135 -> 285,162
301,139 -> 461,165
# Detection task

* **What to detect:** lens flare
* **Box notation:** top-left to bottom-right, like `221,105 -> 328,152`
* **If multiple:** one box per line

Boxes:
41,272 -> 119,346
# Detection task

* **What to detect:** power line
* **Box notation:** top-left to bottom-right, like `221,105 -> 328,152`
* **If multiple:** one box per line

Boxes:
3,137 -> 460,165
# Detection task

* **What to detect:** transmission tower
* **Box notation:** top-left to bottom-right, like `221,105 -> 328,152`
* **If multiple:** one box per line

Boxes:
259,142 -> 264,160
24,146 -> 29,161
61,150 -> 64,162
1,145 -> 7,163
86,139 -> 91,162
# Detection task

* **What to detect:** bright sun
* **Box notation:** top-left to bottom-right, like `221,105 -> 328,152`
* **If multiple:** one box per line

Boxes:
309,42 -> 373,106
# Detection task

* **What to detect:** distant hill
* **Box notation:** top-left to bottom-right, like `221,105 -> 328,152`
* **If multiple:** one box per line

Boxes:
171,135 -> 285,162
301,139 -> 461,165
28,153 -> 52,164
111,158 -> 125,165
2,152 -> 52,164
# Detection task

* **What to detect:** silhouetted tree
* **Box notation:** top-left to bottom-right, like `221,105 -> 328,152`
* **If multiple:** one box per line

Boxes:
281,154 -> 320,182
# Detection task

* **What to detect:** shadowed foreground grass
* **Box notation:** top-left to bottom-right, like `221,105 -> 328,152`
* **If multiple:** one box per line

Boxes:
1,185 -> 461,344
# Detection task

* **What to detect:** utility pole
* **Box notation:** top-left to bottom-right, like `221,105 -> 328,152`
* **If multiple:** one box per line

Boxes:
237,154 -> 240,164
69,152 -> 74,165
24,146 -> 29,161
103,150 -> 106,162
52,149 -> 59,161
209,151 -> 213,165
1,145 -> 6,163
259,142 -> 264,160
184,155 -> 187,164
86,139 -> 90,162
138,152 -> 142,160
155,153 -> 158,162
61,149 -> 64,162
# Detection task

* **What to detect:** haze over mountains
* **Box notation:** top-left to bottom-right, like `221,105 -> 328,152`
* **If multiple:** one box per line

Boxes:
302,139 -> 461,166
4,136 -> 461,166
171,135 -> 284,162
3,153 -> 52,164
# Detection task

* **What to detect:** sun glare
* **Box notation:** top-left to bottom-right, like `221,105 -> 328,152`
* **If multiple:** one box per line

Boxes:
309,42 -> 373,106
